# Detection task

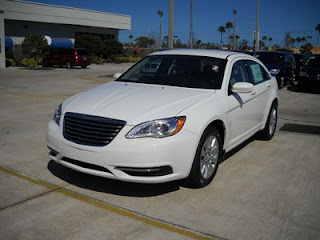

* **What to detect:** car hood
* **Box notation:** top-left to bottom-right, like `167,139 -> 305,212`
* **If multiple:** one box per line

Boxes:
63,81 -> 213,125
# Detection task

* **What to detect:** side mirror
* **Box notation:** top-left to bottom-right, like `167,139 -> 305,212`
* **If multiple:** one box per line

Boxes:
232,82 -> 254,93
113,73 -> 122,79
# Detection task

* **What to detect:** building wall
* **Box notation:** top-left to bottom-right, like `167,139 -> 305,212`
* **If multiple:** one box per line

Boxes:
5,20 -> 119,45
0,0 -> 131,68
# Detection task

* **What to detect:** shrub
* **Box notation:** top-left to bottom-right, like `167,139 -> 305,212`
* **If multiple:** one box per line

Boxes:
75,35 -> 102,55
21,57 -> 43,67
102,40 -> 123,58
114,56 -> 141,63
6,58 -> 16,67
13,44 -> 27,65
22,58 -> 36,67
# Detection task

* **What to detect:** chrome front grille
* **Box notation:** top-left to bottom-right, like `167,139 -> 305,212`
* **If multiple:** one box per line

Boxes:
63,112 -> 126,147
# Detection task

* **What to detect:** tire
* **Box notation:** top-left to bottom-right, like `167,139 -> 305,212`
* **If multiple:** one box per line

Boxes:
66,61 -> 72,69
81,65 -> 87,69
258,103 -> 277,140
185,126 -> 222,188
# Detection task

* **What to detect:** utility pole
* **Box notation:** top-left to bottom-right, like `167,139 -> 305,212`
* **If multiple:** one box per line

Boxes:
189,0 -> 193,48
255,0 -> 260,51
168,0 -> 174,48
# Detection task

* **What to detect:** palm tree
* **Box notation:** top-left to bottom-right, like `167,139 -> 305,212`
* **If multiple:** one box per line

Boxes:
268,37 -> 273,45
225,21 -> 233,46
315,24 -> 320,45
157,10 -> 164,48
128,35 -> 133,46
262,36 -> 268,42
218,26 -> 226,47
232,9 -> 237,50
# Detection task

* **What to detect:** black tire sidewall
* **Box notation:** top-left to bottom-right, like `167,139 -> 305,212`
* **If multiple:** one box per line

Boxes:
260,104 -> 277,140
187,126 -> 222,188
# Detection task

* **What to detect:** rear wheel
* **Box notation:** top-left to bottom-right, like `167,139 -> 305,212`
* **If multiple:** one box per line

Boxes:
186,126 -> 222,188
81,65 -> 87,69
258,103 -> 277,140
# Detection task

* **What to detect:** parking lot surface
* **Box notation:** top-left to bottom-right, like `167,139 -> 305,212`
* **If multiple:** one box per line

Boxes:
1,64 -> 320,240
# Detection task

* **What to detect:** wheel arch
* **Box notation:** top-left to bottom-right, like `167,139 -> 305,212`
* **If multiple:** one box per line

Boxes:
205,119 -> 226,151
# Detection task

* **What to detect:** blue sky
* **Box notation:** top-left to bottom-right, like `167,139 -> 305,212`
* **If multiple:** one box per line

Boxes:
26,0 -> 320,46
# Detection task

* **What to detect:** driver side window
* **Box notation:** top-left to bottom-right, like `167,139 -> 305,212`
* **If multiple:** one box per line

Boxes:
229,61 -> 250,93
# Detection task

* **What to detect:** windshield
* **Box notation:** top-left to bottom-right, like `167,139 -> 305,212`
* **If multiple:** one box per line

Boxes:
117,55 -> 227,89
304,55 -> 320,67
254,53 -> 284,65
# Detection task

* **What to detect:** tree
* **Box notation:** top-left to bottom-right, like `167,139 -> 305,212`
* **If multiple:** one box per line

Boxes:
157,10 -> 164,48
229,34 -> 240,49
232,9 -> 237,49
284,32 -> 295,48
135,36 -> 155,48
238,39 -> 252,51
102,40 -> 123,58
315,24 -> 320,45
174,38 -> 187,48
225,21 -> 233,44
300,42 -> 313,54
218,26 -> 226,47
128,35 -> 134,46
21,34 -> 48,66
75,35 -> 102,55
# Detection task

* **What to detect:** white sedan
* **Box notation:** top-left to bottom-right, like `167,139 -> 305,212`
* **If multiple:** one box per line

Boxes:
47,49 -> 278,188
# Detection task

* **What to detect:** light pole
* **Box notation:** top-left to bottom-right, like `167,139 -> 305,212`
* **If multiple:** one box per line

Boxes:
255,0 -> 260,51
157,10 -> 163,48
168,0 -> 174,48
189,0 -> 193,48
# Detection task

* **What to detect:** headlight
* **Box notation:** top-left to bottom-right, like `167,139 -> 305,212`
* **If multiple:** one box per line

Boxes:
126,116 -> 186,139
270,69 -> 280,75
53,103 -> 62,125
299,71 -> 308,77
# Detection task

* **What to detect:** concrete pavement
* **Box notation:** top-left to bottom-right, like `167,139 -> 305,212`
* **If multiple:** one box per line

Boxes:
1,65 -> 319,240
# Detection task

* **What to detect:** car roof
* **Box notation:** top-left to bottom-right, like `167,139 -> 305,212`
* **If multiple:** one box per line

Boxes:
150,49 -> 251,59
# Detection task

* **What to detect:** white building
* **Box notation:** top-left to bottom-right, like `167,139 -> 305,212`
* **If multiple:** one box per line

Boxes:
0,0 -> 131,68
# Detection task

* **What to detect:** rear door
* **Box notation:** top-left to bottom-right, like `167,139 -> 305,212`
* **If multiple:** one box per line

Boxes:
245,60 -> 272,126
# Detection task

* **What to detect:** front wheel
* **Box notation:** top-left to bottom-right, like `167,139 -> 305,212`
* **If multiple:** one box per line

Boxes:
258,103 -> 277,140
185,126 -> 222,188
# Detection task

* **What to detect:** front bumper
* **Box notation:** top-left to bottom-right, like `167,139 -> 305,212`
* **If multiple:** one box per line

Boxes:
47,120 -> 199,184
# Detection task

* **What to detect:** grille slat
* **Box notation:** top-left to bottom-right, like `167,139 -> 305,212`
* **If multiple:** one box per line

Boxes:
64,128 -> 115,141
65,125 -> 118,137
66,121 -> 121,133
63,112 -> 126,146
66,117 -> 123,130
